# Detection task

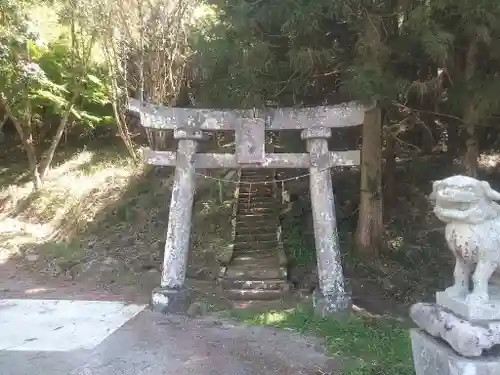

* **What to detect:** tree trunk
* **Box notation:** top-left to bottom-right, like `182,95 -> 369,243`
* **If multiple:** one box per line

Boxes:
103,35 -> 137,159
446,122 -> 460,160
383,130 -> 396,210
14,119 -> 41,190
25,134 -> 42,190
2,98 -> 42,190
464,108 -> 479,178
356,106 -> 383,254
355,10 -> 385,254
420,119 -> 435,154
463,40 -> 478,177
0,116 -> 7,132
38,91 -> 79,180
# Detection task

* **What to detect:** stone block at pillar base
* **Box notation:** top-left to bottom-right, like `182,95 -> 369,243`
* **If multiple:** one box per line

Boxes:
151,287 -> 190,315
312,289 -> 352,320
411,329 -> 500,375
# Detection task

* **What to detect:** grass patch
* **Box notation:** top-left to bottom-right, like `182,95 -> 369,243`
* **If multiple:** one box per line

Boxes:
37,241 -> 85,262
1,143 -> 140,228
1,137 -> 237,288
0,141 -> 143,268
232,304 -> 414,375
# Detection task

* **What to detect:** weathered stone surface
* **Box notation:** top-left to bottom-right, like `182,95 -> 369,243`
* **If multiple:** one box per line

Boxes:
411,329 -> 500,375
173,128 -> 203,140
313,289 -> 352,319
235,118 -> 265,164
160,129 -> 202,291
410,302 -> 500,357
151,287 -> 190,314
142,149 -> 361,168
436,289 -> 500,322
301,127 -> 332,140
430,175 -> 500,307
128,97 -> 368,130
301,129 -> 350,316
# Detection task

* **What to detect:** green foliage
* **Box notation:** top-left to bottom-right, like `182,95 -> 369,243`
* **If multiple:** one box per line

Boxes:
191,0 -> 353,107
36,37 -> 112,128
281,213 -> 315,265
233,304 -> 413,375
190,0 -> 500,138
0,1 -> 112,134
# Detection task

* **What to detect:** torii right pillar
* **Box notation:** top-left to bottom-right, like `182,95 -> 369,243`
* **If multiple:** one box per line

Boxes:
301,127 -> 352,318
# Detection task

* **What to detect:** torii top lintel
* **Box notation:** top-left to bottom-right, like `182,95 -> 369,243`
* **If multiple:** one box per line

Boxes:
128,98 -> 370,131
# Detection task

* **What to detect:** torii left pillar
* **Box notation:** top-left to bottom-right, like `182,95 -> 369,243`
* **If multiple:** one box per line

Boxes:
301,127 -> 352,319
151,127 -> 203,314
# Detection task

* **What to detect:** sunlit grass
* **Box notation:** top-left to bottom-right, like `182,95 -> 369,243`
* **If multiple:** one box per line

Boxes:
232,304 -> 414,375
0,146 -> 141,247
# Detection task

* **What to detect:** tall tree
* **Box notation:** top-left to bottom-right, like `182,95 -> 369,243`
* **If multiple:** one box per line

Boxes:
0,0 -> 108,188
352,10 -> 388,254
37,0 -> 100,180
0,0 -> 47,188
432,1 -> 500,176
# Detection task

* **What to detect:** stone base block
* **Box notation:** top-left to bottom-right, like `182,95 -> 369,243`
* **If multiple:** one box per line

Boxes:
151,287 -> 190,315
312,289 -> 352,320
436,288 -> 500,322
411,329 -> 500,375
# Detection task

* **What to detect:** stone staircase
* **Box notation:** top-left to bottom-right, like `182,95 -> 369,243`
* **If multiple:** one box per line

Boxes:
219,169 -> 290,300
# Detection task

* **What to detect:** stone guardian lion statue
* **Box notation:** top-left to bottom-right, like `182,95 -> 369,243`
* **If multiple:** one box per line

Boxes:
430,175 -> 500,305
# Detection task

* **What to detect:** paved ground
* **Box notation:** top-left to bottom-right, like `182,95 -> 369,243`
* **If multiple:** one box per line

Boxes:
0,298 -> 341,375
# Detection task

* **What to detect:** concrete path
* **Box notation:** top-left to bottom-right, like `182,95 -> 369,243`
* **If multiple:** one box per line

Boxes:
0,299 -> 340,375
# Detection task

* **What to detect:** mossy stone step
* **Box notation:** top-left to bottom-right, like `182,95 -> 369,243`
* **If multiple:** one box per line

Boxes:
233,240 -> 277,250
234,233 -> 276,241
238,192 -> 278,202
235,228 -> 276,235
236,202 -> 277,208
224,267 -> 284,280
229,259 -> 281,269
237,196 -> 277,202
236,213 -> 278,219
232,249 -> 278,256
237,210 -> 278,217
220,278 -> 286,290
221,169 -> 289,301
236,218 -> 277,223
224,289 -> 287,301
231,254 -> 278,262
238,187 -> 274,192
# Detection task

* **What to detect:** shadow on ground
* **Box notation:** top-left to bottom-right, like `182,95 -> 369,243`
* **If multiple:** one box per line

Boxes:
0,138 -> 237,310
6,139 -> 500,375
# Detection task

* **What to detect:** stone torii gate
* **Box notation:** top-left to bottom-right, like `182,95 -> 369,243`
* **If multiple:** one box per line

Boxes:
129,98 -> 368,317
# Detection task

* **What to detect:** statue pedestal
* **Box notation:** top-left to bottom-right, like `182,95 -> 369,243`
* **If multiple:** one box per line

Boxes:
411,329 -> 500,375
410,175 -> 500,375
410,297 -> 500,375
436,288 -> 500,321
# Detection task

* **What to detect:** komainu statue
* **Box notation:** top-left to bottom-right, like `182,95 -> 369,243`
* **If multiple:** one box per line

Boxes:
431,175 -> 500,305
